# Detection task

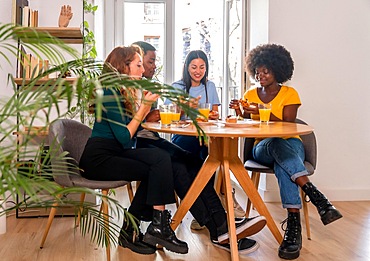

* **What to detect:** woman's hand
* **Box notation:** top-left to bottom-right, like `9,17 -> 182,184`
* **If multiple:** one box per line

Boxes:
142,91 -> 160,108
189,95 -> 201,108
145,109 -> 160,122
229,99 -> 241,110
229,99 -> 242,117
243,102 -> 259,114
209,110 -> 219,120
209,104 -> 220,120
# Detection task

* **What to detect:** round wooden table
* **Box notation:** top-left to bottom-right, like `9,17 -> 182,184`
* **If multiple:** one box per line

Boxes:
143,120 -> 314,261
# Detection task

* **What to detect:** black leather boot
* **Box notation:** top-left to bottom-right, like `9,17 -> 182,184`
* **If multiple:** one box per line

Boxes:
143,209 -> 188,254
118,219 -> 156,255
278,212 -> 302,260
302,182 -> 343,225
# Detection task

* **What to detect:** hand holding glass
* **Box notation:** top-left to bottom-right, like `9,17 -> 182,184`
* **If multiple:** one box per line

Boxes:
258,103 -> 272,124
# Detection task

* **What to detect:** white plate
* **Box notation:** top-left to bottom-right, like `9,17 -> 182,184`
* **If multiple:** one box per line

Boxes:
193,120 -> 218,126
223,120 -> 260,128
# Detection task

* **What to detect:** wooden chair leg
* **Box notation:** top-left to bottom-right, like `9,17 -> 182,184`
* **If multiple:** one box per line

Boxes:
245,171 -> 260,217
76,193 -> 86,228
127,183 -> 134,203
301,189 -> 311,240
101,189 -> 111,261
40,195 -> 61,248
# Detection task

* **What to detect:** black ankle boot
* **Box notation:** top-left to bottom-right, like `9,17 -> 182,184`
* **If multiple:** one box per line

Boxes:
278,212 -> 302,260
302,182 -> 343,225
143,209 -> 188,254
118,219 -> 156,255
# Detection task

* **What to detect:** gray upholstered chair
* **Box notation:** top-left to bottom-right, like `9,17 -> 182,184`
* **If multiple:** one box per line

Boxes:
39,119 -> 133,261
244,119 -> 316,239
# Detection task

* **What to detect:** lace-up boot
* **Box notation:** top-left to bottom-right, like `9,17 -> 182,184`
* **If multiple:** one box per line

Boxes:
278,212 -> 302,260
302,182 -> 343,225
118,219 -> 156,255
143,209 -> 188,254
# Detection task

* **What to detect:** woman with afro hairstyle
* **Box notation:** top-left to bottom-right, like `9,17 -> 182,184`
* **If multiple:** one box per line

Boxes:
229,43 -> 342,260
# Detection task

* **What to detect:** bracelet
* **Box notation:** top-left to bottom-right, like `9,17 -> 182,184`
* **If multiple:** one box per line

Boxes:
133,116 -> 142,122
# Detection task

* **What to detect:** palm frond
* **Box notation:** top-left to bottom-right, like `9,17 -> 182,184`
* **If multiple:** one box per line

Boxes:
0,22 -> 205,247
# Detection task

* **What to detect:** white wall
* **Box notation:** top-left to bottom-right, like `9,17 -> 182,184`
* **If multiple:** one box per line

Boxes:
267,0 -> 370,200
0,1 -> 16,99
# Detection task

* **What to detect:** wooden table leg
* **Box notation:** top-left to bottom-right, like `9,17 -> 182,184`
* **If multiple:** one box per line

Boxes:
230,157 -> 283,244
219,137 -> 239,261
219,137 -> 283,244
171,155 -> 221,230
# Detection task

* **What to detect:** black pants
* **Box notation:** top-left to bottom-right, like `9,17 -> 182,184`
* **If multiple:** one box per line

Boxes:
79,137 -> 176,221
172,134 -> 208,161
137,136 -> 225,233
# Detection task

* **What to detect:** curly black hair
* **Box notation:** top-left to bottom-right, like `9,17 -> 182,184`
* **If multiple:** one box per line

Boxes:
245,43 -> 294,84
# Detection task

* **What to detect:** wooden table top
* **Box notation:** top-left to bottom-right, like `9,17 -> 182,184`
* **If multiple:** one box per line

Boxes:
142,120 -> 314,138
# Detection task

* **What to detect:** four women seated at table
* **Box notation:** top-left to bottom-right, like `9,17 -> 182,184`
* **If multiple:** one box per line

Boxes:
80,42 -> 342,260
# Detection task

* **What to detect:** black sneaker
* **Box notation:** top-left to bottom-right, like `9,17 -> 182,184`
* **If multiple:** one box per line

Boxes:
118,228 -> 156,255
212,238 -> 259,255
217,216 -> 267,244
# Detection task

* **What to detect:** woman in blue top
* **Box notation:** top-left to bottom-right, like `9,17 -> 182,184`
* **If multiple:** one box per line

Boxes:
79,46 -> 188,255
166,50 -> 220,161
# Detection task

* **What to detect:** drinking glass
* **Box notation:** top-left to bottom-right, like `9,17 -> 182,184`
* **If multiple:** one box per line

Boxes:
171,104 -> 181,123
258,103 -> 272,124
159,104 -> 172,127
198,103 -> 211,120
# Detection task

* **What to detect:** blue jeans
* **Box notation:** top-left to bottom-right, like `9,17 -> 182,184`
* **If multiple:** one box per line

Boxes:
252,138 -> 309,209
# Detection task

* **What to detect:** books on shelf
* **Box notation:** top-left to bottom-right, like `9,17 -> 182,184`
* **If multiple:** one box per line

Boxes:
12,0 -> 29,26
12,0 -> 28,25
22,6 -> 29,27
21,52 -> 49,79
12,0 -> 38,27
22,6 -> 39,27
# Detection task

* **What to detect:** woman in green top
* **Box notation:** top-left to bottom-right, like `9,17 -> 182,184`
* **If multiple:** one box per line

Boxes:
79,46 -> 187,255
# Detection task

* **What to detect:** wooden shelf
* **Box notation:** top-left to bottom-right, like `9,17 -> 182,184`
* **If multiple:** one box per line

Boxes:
14,77 -> 77,86
20,27 -> 83,44
13,126 -> 49,146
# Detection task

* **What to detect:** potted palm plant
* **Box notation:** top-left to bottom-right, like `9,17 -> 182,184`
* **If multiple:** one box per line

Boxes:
0,23 -> 204,248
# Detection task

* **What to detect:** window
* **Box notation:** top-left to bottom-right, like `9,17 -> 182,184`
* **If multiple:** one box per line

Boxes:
97,0 -> 245,118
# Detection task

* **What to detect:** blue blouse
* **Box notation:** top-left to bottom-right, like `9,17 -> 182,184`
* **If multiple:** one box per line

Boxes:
165,80 -> 220,106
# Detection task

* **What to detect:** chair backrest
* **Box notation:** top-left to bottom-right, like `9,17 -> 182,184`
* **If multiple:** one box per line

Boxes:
48,119 -> 92,186
243,118 -> 317,170
295,118 -> 317,170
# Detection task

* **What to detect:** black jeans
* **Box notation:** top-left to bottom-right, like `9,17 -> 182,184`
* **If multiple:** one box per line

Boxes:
79,137 -> 176,221
137,136 -> 225,228
172,134 -> 208,161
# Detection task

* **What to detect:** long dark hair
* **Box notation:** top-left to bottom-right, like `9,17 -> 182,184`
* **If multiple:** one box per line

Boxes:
182,50 -> 209,94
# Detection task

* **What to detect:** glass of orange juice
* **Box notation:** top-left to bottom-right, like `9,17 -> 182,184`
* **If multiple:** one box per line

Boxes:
159,104 -> 172,127
198,103 -> 211,121
258,103 -> 272,124
170,104 -> 181,123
